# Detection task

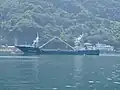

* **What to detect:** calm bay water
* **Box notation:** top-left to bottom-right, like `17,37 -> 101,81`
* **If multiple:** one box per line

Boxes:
0,55 -> 120,90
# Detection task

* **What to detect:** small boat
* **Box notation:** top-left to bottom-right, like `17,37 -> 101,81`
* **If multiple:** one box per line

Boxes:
15,33 -> 100,55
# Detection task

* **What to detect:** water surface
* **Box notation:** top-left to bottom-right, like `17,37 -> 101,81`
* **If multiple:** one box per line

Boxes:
0,55 -> 120,90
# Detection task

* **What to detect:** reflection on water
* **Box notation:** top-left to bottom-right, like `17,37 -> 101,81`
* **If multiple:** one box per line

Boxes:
74,56 -> 120,90
0,55 -> 75,90
0,55 -> 120,90
74,56 -> 83,89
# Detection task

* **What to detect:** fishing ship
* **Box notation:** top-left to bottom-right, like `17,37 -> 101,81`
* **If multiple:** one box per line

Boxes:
15,33 -> 100,55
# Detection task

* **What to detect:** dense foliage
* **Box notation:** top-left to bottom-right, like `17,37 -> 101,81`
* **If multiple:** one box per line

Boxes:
0,0 -> 120,46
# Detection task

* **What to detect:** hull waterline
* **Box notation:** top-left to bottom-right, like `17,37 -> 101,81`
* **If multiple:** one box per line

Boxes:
15,46 -> 100,55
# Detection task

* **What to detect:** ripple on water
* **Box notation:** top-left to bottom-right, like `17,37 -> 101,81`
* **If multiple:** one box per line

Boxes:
116,70 -> 120,73
88,80 -> 94,84
107,77 -> 112,81
52,88 -> 58,90
65,85 -> 76,88
95,80 -> 101,84
113,82 -> 120,85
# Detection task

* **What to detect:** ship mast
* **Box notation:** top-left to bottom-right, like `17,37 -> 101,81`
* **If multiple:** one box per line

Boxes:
32,32 -> 40,47
14,38 -> 18,46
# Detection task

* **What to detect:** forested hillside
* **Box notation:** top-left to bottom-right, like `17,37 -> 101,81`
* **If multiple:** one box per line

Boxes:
0,0 -> 5,4
0,0 -> 120,46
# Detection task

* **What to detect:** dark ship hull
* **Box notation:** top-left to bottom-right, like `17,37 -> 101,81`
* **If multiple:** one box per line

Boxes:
15,45 -> 100,55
